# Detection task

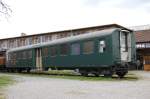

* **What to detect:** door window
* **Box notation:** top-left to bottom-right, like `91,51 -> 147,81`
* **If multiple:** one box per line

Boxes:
99,40 -> 106,53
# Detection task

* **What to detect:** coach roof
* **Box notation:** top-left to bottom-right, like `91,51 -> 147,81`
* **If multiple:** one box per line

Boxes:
7,28 -> 122,52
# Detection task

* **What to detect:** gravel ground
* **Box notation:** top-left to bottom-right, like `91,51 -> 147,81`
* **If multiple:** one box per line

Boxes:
2,71 -> 150,99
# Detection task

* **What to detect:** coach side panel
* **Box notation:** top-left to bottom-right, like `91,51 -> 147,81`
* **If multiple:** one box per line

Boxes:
42,34 -> 114,69
6,49 -> 35,69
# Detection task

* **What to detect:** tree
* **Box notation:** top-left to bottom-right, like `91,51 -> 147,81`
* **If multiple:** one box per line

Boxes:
0,0 -> 11,17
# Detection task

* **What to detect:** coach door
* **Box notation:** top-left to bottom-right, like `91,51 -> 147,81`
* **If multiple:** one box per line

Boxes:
120,30 -> 131,62
35,48 -> 42,70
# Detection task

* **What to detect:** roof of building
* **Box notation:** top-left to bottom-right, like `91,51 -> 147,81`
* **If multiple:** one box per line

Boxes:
135,29 -> 150,43
129,24 -> 150,31
0,24 -> 132,41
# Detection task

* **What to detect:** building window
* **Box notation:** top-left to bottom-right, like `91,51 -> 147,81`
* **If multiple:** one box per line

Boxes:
71,43 -> 80,55
28,38 -> 32,45
52,34 -> 57,40
99,40 -> 106,53
60,44 -> 68,56
42,47 -> 49,57
83,41 -> 94,54
50,46 -> 57,57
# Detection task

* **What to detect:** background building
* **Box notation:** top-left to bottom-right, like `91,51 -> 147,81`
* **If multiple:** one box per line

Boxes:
131,25 -> 150,71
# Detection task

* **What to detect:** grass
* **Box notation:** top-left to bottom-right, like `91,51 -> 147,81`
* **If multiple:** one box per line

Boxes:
0,75 -> 14,99
0,76 -> 14,87
16,70 -> 138,81
0,94 -> 4,99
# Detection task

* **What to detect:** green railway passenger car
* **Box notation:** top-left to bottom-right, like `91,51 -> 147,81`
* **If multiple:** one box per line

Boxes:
6,28 -> 136,77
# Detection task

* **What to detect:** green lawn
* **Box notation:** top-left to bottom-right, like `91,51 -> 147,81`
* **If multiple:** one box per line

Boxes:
0,76 -> 14,87
0,75 -> 14,99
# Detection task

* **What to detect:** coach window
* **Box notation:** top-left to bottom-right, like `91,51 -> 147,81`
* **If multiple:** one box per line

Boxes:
27,50 -> 32,58
9,53 -> 13,60
29,50 -> 32,58
13,53 -> 16,60
71,43 -> 80,55
23,51 -> 26,59
60,44 -> 68,56
10,53 -> 13,60
16,52 -> 19,59
43,47 -> 48,57
8,54 -> 11,60
18,52 -> 22,59
12,53 -> 16,65
50,46 -> 57,57
20,52 -> 23,59
83,41 -> 94,54
16,53 -> 18,59
99,40 -> 106,53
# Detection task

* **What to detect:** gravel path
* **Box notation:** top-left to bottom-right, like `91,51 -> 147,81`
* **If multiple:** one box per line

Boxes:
3,71 -> 150,99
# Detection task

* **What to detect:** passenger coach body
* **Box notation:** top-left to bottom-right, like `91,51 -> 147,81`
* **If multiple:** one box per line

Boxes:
6,28 -> 136,77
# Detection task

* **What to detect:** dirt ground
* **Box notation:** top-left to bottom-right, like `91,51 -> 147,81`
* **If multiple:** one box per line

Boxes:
2,71 -> 150,99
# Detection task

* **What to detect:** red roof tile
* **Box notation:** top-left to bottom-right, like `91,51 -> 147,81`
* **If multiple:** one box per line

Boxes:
135,29 -> 150,43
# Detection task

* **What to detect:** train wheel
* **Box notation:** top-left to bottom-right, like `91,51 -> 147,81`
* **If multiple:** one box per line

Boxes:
6,69 -> 10,72
93,72 -> 99,77
10,69 -> 15,73
80,71 -> 88,77
27,68 -> 31,73
17,69 -> 22,73
79,69 -> 89,77
81,72 -> 88,76
44,67 -> 49,71
103,70 -> 113,77
104,73 -> 112,77
116,72 -> 126,78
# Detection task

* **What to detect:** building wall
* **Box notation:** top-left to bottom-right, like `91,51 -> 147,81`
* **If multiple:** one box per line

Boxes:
135,29 -> 150,71
136,48 -> 150,71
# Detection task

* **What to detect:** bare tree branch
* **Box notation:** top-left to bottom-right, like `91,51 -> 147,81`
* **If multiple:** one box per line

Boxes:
0,0 -> 12,17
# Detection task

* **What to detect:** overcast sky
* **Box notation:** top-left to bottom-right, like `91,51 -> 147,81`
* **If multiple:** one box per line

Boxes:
0,0 -> 150,39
